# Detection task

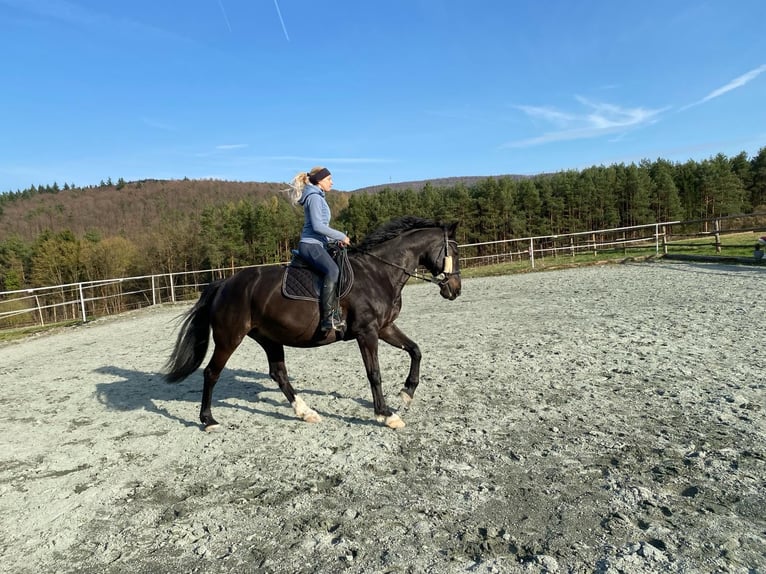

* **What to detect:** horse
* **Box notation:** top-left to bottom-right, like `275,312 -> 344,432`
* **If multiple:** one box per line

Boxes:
163,215 -> 462,430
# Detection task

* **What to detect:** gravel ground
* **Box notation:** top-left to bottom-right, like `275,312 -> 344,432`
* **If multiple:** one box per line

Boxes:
0,260 -> 764,573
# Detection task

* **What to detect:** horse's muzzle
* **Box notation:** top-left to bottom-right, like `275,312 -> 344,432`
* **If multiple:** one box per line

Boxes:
439,274 -> 462,300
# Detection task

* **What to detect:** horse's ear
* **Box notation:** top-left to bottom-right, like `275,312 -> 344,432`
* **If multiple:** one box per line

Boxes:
447,221 -> 459,237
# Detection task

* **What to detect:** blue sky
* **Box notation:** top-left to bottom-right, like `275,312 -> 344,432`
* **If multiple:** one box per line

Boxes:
1,0 -> 765,192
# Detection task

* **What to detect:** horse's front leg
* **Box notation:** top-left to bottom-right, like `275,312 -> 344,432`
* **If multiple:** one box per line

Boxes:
379,323 -> 422,409
357,331 -> 405,429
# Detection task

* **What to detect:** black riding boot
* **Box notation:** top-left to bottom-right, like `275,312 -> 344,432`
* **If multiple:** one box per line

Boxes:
319,276 -> 345,332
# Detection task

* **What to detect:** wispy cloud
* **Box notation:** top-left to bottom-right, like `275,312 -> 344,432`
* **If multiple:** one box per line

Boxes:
504,96 -> 666,148
1,0 -> 101,27
217,0 -> 232,33
216,144 -> 248,150
514,105 -> 579,128
187,152 -> 395,167
192,144 -> 249,158
424,107 -> 516,126
251,155 -> 394,164
273,0 -> 290,41
142,117 -> 177,131
3,0 -> 193,44
681,64 -> 766,110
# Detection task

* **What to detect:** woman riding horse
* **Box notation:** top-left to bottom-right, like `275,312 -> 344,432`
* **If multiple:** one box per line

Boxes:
290,166 -> 350,333
164,216 -> 461,430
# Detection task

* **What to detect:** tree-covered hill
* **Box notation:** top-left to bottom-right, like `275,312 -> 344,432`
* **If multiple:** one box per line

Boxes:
1,148 -> 765,292
0,178 -> 286,243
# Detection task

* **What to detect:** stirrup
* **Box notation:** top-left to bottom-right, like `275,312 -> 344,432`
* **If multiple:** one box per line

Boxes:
321,311 -> 345,332
332,312 -> 346,330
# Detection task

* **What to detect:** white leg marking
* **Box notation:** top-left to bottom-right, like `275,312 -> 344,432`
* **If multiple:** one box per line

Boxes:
292,395 -> 321,423
376,412 -> 406,429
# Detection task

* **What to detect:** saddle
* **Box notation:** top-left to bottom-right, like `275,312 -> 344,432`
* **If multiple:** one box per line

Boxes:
281,246 -> 354,301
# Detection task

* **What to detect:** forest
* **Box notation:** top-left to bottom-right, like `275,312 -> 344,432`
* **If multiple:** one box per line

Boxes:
1,148 -> 765,292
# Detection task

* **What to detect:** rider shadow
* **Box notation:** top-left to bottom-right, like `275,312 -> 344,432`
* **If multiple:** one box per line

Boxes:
93,365 -> 379,429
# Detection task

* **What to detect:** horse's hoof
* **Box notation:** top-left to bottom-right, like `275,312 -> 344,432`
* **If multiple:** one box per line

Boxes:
377,413 -> 406,429
204,423 -> 221,433
399,390 -> 413,409
303,411 -> 322,424
292,396 -> 321,423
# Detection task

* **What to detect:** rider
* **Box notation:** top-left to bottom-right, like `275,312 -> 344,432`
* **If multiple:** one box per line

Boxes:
290,166 -> 351,333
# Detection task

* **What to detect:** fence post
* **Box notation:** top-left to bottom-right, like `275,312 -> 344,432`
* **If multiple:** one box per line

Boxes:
34,295 -> 45,326
529,238 -> 535,269
78,283 -> 87,323
151,275 -> 156,306
654,224 -> 659,254
169,273 -> 176,303
714,219 -> 721,253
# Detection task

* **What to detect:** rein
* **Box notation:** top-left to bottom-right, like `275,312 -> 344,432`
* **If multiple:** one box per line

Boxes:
355,230 -> 459,287
359,249 -> 440,284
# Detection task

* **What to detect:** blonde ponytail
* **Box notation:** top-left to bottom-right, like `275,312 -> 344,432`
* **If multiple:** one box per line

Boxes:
287,171 -> 311,204
287,167 -> 328,204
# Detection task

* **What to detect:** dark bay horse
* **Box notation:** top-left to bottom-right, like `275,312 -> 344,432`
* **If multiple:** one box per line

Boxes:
164,216 -> 461,430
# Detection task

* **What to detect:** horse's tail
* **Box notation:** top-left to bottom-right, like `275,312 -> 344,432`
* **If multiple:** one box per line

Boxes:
164,280 -> 223,383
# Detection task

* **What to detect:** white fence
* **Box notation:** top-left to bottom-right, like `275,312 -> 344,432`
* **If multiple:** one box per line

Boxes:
461,221 -> 670,267
460,213 -> 766,268
0,265 -> 267,330
2,214 -> 765,332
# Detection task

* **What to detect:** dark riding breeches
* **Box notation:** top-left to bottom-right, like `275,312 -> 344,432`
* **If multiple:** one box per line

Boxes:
297,242 -> 340,321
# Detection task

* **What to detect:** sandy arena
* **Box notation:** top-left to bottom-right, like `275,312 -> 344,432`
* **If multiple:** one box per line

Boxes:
0,260 -> 764,573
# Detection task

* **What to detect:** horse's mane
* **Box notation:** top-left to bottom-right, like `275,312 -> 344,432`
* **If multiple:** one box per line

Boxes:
355,216 -> 442,250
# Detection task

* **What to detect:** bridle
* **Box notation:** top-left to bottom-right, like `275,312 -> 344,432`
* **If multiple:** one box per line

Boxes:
357,230 -> 460,288
431,233 -> 460,287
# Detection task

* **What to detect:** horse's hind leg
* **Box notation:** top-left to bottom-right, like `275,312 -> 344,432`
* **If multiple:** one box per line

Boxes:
198,316 -> 252,430
255,337 -> 321,423
200,345 -> 235,431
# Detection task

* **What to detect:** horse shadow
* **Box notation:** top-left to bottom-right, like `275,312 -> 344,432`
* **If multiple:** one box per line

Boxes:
93,365 -> 377,430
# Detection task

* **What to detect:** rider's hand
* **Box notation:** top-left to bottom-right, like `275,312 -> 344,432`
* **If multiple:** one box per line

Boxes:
341,236 -> 351,246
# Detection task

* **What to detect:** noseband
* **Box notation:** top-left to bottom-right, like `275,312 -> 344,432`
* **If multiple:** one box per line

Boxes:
431,233 -> 460,288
